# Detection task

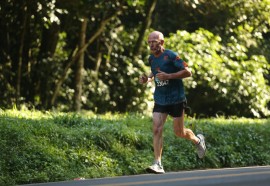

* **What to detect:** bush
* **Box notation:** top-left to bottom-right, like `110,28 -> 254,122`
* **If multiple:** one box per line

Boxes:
0,110 -> 269,185
166,29 -> 270,117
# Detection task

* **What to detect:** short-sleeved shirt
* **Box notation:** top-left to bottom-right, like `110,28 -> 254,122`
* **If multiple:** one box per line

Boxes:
148,49 -> 187,105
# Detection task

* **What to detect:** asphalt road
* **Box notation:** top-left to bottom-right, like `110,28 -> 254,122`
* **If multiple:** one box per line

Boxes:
22,166 -> 270,186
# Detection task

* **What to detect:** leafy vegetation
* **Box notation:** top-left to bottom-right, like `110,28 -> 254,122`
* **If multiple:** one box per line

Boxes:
0,0 -> 270,117
0,109 -> 270,185
166,29 -> 270,117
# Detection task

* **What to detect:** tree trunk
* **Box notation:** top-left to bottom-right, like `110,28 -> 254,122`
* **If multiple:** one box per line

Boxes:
50,10 -> 121,107
132,0 -> 157,57
35,22 -> 60,109
73,18 -> 87,112
16,6 -> 28,109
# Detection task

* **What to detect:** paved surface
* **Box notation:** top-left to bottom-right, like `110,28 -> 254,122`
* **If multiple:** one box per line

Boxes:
22,166 -> 270,186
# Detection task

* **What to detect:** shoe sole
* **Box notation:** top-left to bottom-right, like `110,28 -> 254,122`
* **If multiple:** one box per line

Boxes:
146,167 -> 165,174
197,134 -> 206,158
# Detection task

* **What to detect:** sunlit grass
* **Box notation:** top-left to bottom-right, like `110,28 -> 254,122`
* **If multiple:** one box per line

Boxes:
0,109 -> 270,185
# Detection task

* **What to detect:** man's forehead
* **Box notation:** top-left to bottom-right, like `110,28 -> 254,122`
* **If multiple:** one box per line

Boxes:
148,35 -> 159,40
148,31 -> 164,40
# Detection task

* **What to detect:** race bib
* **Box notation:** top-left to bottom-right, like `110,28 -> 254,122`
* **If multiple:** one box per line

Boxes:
155,77 -> 169,87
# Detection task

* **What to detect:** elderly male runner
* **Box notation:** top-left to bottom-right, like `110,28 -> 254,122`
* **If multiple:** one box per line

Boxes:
139,31 -> 206,174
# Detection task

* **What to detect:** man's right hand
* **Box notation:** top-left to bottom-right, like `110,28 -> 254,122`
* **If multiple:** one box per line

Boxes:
139,74 -> 148,84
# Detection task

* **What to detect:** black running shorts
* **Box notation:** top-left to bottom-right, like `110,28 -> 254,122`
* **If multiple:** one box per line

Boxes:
153,101 -> 187,117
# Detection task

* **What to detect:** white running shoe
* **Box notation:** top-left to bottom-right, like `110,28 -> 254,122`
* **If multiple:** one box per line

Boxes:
146,162 -> 165,174
196,134 -> 206,158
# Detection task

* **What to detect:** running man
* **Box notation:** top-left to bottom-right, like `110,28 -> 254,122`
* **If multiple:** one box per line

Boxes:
139,31 -> 206,174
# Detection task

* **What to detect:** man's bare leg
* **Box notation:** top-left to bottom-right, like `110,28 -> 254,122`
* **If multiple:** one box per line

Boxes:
146,112 -> 167,173
173,110 -> 199,144
173,110 -> 206,158
153,112 -> 167,162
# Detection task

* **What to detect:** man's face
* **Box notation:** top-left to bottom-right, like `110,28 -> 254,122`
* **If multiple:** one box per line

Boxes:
148,35 -> 162,54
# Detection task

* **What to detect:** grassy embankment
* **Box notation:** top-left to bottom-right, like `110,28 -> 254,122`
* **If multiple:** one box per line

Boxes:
0,109 -> 269,185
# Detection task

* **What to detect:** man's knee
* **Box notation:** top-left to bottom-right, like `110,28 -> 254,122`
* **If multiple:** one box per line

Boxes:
153,124 -> 163,136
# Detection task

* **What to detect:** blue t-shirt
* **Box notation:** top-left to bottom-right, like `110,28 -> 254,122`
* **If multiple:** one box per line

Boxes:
148,49 -> 187,105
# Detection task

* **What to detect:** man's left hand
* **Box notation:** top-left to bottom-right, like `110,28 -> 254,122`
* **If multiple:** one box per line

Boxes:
156,70 -> 170,81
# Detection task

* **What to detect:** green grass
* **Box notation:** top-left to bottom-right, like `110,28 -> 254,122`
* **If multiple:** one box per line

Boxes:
0,109 -> 270,185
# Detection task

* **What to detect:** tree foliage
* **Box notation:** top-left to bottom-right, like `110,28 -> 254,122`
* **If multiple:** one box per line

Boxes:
166,29 -> 270,117
0,0 -> 269,117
